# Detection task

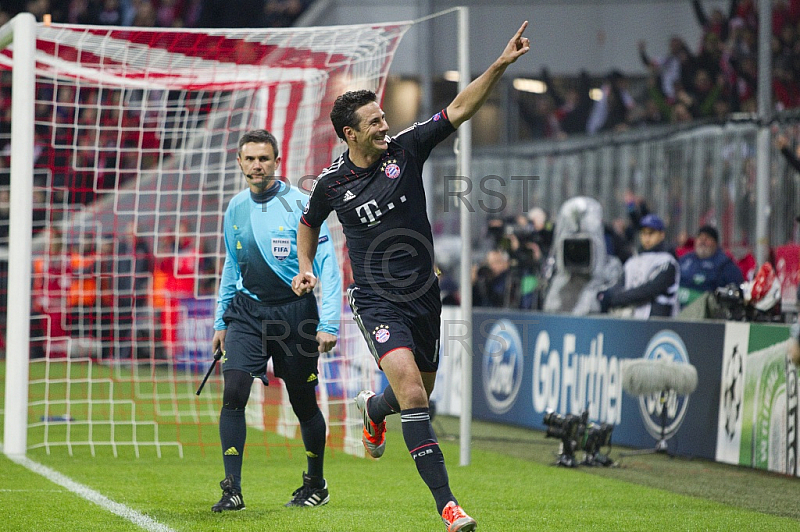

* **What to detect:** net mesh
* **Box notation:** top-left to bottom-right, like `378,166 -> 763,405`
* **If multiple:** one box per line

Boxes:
2,21 -> 411,456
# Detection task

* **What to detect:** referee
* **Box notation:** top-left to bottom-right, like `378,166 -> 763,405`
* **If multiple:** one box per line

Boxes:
293,22 -> 530,532
210,129 -> 341,511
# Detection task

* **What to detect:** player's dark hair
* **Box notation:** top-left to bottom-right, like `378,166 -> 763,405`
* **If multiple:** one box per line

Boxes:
330,90 -> 377,141
238,129 -> 279,158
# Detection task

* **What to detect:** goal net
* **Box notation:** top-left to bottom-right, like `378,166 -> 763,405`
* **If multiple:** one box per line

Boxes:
1,19 -> 410,457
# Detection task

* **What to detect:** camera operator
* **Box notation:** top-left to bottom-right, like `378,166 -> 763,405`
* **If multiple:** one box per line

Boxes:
511,209 -> 553,309
677,225 -> 744,309
596,214 -> 680,318
483,212 -> 552,309
472,249 -> 515,308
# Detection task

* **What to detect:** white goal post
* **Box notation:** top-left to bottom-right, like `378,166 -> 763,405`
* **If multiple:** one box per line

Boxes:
2,12 -> 36,456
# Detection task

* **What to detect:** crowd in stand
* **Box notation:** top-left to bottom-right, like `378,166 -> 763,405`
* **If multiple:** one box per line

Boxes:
3,0 -> 800,356
0,1 -> 314,357
523,0 -> 800,139
0,0 -> 312,28
468,200 -> 767,321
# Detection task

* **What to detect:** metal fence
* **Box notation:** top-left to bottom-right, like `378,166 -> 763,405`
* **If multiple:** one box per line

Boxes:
428,112 -> 800,266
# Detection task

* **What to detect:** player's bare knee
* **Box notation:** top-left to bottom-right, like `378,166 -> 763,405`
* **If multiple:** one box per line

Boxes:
395,383 -> 429,409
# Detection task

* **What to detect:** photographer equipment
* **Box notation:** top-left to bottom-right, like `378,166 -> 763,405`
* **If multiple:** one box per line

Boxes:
542,196 -> 623,315
543,410 -> 615,467
713,263 -> 782,322
714,283 -> 746,321
580,421 -> 615,466
543,410 -> 584,467
620,358 -> 698,456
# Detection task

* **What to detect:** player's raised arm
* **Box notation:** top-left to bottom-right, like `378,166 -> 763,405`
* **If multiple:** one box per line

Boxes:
446,20 -> 530,129
292,222 -> 321,296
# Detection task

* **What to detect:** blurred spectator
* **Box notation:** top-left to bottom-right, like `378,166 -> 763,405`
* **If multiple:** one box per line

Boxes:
773,60 -> 800,111
695,31 -> 724,83
604,221 -> 633,265
677,224 -> 744,308
776,131 -> 800,174
132,0 -> 156,26
198,0 -> 266,27
670,101 -> 695,123
437,266 -> 459,306
156,0 -> 180,27
674,230 -> 695,258
96,0 -> 122,25
692,0 -> 735,43
519,93 -> 562,139
621,190 -> 651,246
183,0 -> 203,27
733,0 -> 758,31
153,221 -> 198,356
0,188 -> 8,243
597,214 -> 680,318
32,227 -> 72,357
541,68 -> 593,136
264,0 -> 308,27
527,207 -> 554,259
586,70 -> 636,134
472,249 -> 514,308
639,37 -> 694,103
682,68 -> 724,118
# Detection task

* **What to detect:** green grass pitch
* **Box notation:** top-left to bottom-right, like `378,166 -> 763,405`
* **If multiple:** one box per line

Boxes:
2,358 -> 800,531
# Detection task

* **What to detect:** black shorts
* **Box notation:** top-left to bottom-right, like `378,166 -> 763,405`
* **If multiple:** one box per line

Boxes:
221,291 -> 320,388
347,282 -> 441,373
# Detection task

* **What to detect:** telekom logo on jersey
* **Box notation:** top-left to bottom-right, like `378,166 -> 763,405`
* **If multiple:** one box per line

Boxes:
355,196 -> 407,225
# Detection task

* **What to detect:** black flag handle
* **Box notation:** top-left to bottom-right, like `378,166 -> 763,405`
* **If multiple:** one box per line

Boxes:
196,348 -> 223,396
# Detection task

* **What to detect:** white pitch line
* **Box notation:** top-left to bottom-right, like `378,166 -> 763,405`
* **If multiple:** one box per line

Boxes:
8,454 -> 176,532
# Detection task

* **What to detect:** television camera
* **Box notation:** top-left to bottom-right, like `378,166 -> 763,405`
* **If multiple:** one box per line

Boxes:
543,410 -> 614,468
714,262 -> 782,322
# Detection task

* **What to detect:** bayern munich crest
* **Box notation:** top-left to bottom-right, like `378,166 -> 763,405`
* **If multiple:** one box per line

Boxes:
373,325 -> 391,344
384,163 -> 400,179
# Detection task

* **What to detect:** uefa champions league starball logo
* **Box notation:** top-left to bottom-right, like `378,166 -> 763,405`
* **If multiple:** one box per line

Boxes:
482,320 -> 524,415
638,330 -> 692,441
722,345 -> 744,441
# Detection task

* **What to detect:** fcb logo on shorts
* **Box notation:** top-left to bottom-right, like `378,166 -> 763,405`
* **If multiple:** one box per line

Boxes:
271,237 -> 291,261
384,163 -> 400,179
373,324 -> 391,344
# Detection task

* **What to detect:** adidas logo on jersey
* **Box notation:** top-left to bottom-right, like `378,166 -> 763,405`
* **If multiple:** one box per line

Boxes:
343,190 -> 356,202
306,374 -> 318,383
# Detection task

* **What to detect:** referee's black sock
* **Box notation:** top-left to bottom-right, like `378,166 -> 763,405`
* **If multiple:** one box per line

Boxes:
219,406 -> 247,491
368,385 -> 400,423
299,409 -> 327,482
401,407 -> 455,515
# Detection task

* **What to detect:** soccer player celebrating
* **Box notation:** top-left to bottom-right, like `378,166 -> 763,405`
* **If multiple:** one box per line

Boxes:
292,22 -> 530,532
210,129 -> 341,511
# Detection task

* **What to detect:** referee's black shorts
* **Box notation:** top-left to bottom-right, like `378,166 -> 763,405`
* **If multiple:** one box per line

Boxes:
347,282 -> 442,373
221,291 -> 320,388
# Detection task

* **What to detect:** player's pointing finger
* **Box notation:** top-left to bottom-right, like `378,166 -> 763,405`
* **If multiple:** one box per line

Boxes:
515,20 -> 528,38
